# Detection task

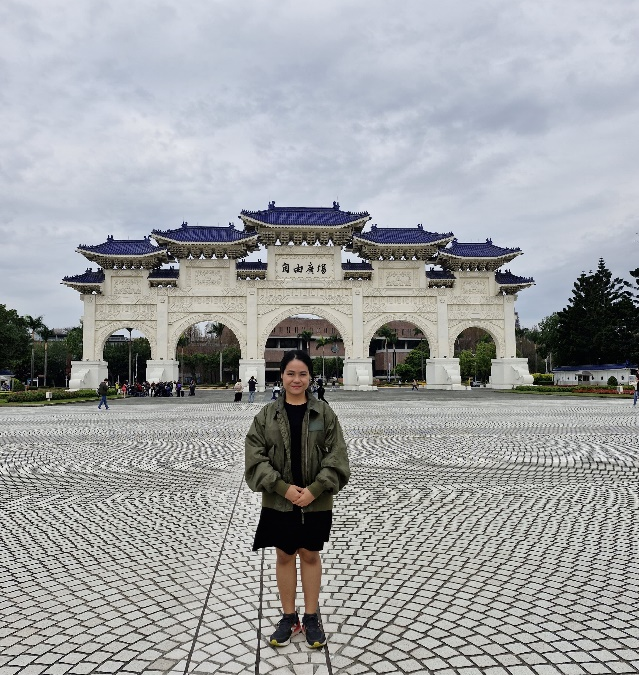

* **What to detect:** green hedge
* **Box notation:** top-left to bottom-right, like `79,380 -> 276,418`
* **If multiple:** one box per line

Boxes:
5,388 -> 112,403
532,373 -> 553,385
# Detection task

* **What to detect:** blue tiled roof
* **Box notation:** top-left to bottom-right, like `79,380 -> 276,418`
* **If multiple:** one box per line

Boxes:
442,238 -> 521,258
152,222 -> 257,243
355,224 -> 453,245
426,269 -> 456,280
240,202 -> 370,226
495,270 -> 534,285
553,363 -> 636,372
148,267 -> 180,279
62,269 -> 105,283
77,236 -> 167,256
342,260 -> 374,271
236,260 -> 268,270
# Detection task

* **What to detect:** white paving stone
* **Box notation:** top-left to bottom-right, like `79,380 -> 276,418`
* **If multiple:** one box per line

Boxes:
0,392 -> 638,674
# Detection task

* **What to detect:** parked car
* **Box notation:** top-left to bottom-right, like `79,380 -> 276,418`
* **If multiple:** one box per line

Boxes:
470,380 -> 482,387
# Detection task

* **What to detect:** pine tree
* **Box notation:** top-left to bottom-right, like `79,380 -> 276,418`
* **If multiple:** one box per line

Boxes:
555,259 -> 637,365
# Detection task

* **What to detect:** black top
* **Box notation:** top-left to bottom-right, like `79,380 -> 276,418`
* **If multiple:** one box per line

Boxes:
284,401 -> 307,487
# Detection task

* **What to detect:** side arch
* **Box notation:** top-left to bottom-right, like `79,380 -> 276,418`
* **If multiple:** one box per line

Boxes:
258,306 -> 353,358
448,321 -> 505,359
168,314 -> 247,358
96,322 -> 158,359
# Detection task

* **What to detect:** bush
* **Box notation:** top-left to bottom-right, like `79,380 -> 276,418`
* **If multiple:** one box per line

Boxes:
11,378 -> 24,391
607,376 -> 618,387
6,388 -> 102,403
532,373 -> 553,385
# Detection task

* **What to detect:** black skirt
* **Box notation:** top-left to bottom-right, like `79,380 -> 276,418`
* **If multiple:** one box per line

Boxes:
252,507 -> 332,555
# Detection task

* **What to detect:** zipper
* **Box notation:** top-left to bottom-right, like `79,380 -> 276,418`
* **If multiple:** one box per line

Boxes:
301,408 -> 310,525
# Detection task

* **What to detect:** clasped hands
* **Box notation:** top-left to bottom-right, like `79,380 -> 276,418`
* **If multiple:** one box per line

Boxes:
285,484 -> 316,507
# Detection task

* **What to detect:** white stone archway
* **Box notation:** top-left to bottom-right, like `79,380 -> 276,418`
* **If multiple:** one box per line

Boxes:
64,204 -> 534,391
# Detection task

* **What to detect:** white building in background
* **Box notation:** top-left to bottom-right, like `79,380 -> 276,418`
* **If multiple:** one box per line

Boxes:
553,364 -> 637,386
62,202 -> 535,391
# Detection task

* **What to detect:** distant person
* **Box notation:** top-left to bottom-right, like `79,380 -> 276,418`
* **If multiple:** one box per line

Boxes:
272,381 -> 281,400
634,378 -> 638,407
97,379 -> 109,410
248,376 -> 257,403
189,380 -> 196,396
234,379 -> 243,403
411,379 -> 418,391
316,381 -> 327,403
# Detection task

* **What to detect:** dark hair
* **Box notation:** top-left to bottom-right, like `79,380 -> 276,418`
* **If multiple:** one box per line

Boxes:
280,350 -> 314,375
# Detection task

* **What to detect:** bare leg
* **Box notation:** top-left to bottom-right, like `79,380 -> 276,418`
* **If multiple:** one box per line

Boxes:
298,548 -> 322,615
275,548 -> 297,614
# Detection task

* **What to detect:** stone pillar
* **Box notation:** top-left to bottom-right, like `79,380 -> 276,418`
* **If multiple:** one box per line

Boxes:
436,295 -> 449,358
246,287 -> 258,359
82,295 -> 97,360
239,359 -> 266,393
425,358 -> 463,390
351,288 -> 364,359
503,295 -> 516,358
146,360 -> 179,383
69,360 -> 108,391
489,358 -> 534,389
156,295 -> 169,360
343,358 -> 376,391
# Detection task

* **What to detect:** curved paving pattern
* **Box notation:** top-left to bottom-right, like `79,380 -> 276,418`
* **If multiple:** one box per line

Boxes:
0,393 -> 638,674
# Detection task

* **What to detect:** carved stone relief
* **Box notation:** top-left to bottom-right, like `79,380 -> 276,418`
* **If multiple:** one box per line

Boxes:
385,271 -> 413,287
112,278 -> 142,295
461,279 -> 488,295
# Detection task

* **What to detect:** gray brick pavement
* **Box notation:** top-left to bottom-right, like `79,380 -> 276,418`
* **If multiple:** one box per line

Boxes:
0,392 -> 638,674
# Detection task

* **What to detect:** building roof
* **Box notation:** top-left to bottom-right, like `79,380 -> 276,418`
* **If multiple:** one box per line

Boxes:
61,268 -> 105,294
147,267 -> 180,279
342,260 -> 374,271
350,224 -> 453,261
240,202 -> 370,227
354,224 -> 453,246
239,202 -> 371,246
76,236 -> 169,268
62,269 -> 106,284
152,222 -> 258,243
426,269 -> 456,280
438,238 -> 522,270
236,261 -> 268,271
151,222 -> 259,259
553,363 -> 637,372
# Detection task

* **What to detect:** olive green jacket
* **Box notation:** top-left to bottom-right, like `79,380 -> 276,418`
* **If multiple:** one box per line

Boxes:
244,393 -> 350,512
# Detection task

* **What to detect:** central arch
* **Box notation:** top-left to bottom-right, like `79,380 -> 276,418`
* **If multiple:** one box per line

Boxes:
258,306 -> 353,359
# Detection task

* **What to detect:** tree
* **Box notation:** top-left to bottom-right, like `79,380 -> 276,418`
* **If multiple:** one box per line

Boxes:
0,305 -> 30,371
375,325 -> 395,381
222,346 -> 241,381
297,330 -> 313,354
23,315 -> 45,384
38,325 -> 56,387
315,337 -> 331,379
554,259 -> 637,366
395,340 -> 430,380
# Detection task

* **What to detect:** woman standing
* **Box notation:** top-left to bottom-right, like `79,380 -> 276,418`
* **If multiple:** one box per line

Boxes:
245,350 -> 350,649
234,379 -> 243,403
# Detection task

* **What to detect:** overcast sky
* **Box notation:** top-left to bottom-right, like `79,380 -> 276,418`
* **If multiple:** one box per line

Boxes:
2,0 -> 638,332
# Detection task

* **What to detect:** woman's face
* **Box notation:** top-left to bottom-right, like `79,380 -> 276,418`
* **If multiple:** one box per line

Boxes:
281,359 -> 311,400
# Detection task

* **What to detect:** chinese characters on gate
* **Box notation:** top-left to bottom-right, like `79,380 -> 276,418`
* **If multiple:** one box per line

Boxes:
281,262 -> 328,275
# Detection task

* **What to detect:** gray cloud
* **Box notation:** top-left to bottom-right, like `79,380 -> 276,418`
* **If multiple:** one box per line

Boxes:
1,0 -> 638,331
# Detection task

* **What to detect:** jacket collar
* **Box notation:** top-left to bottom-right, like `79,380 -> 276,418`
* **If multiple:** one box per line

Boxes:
275,389 -> 320,415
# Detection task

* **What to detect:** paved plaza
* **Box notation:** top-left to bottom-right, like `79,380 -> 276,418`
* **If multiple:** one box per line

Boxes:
1,390 -> 638,675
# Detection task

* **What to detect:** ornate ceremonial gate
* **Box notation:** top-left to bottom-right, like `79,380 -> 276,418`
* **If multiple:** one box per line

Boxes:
64,203 -> 535,391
